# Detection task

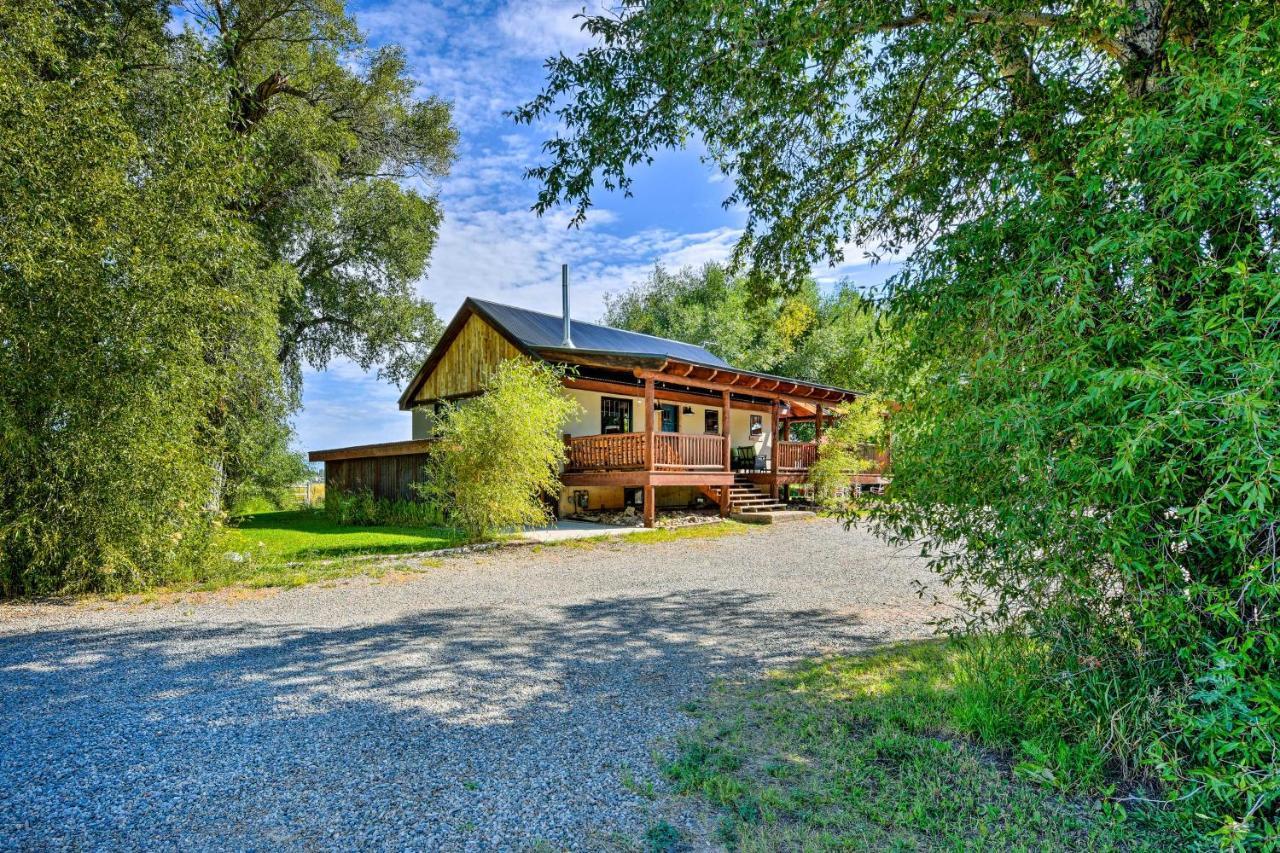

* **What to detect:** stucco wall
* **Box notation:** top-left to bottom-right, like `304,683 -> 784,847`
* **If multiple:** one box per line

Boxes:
564,387 -> 773,454
411,407 -> 432,440
557,484 -> 713,515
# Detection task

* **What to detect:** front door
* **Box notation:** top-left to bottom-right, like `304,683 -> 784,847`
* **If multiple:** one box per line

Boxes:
659,404 -> 678,433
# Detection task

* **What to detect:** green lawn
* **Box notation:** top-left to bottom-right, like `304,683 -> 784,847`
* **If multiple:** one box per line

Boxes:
209,509 -> 465,589
665,640 -> 1161,850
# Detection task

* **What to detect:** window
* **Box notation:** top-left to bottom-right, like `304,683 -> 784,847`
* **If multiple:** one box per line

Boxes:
750,414 -> 763,437
660,403 -> 678,433
600,396 -> 633,433
704,409 -> 719,434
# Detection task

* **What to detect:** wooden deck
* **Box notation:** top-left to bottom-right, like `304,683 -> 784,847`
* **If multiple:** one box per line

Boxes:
564,432 -> 727,472
561,430 -> 828,520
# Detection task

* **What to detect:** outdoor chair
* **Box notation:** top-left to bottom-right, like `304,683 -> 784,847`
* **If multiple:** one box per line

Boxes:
732,446 -> 761,472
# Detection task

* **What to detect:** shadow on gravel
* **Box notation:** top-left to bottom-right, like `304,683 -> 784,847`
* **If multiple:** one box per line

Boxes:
0,589 -> 891,849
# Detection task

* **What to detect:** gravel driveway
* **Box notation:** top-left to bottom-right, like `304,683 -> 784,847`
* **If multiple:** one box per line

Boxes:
1,518 -> 940,851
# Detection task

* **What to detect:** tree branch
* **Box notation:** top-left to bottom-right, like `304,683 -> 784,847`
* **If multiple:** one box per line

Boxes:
846,6 -> 1132,66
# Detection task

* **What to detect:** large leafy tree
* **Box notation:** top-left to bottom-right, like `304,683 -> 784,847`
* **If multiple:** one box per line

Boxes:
0,2 -> 279,593
0,0 -> 456,594
178,0 -> 458,392
604,263 -> 819,372
518,1 -> 1279,838
605,263 -> 886,391
176,0 -> 457,505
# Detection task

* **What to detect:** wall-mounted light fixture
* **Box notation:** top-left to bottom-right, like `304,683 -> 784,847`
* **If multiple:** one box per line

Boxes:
682,406 -> 694,415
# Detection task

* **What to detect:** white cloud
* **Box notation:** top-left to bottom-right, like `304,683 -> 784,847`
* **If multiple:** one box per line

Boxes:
496,0 -> 603,59
415,203 -> 905,329
294,361 -> 410,451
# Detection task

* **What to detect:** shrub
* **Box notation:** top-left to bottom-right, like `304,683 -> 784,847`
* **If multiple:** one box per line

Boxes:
420,359 -> 576,540
808,394 -> 889,509
324,491 -> 445,528
868,21 -> 1280,843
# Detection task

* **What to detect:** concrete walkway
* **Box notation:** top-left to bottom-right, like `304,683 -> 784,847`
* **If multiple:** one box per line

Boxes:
516,518 -> 642,543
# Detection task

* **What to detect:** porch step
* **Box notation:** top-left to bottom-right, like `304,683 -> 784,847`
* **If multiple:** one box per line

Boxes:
726,479 -> 791,514
730,510 -> 816,524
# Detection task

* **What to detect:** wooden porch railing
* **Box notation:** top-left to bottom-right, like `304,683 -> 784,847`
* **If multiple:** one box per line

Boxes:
858,442 -> 891,478
564,432 -> 646,471
564,432 -> 727,472
777,440 -> 817,471
653,433 -> 725,470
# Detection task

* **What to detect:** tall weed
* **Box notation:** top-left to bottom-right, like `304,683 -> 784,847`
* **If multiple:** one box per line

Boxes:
324,491 -> 446,527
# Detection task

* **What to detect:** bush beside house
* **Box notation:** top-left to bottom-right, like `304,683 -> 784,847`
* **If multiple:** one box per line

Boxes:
419,359 -> 577,540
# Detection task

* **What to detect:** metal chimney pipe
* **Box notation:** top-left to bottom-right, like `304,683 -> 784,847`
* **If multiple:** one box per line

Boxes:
560,263 -> 575,348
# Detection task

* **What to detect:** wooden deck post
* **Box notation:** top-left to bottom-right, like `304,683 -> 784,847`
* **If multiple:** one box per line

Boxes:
721,389 -> 731,472
814,404 -> 823,462
643,376 -> 655,471
644,376 -> 656,527
719,485 -> 730,517
769,399 -> 780,499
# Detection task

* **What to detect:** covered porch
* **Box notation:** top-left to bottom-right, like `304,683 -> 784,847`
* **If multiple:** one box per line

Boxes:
556,360 -> 848,526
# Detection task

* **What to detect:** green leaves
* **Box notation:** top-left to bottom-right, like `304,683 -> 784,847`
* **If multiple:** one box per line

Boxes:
420,360 -> 577,541
603,262 -> 888,391
0,3 -> 277,594
0,0 -> 456,594
524,1 -> 1280,839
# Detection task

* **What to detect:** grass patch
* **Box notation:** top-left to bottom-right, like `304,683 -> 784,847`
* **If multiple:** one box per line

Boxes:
665,640 -> 1161,850
205,509 -> 464,590
221,509 -> 464,562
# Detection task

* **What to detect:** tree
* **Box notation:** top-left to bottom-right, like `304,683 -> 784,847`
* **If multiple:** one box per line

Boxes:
421,360 -> 577,540
0,0 -> 456,593
605,263 -> 817,371
0,2 -> 278,594
518,2 -> 1279,838
807,396 -> 888,508
178,0 -> 458,393
605,263 -> 886,391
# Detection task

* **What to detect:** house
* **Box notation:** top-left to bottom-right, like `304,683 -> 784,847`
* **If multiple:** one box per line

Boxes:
309,274 -> 887,526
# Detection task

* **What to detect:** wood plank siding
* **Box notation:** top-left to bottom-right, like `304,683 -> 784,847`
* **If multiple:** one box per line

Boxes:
412,314 -> 524,403
323,452 -> 431,502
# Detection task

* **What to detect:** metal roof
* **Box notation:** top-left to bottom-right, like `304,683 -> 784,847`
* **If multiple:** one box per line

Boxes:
470,299 -> 730,368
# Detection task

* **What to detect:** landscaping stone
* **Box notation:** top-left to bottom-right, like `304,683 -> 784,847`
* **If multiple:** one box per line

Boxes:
567,507 -> 721,528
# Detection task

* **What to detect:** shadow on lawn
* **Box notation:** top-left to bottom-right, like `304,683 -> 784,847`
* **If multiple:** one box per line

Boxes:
0,588 -> 891,849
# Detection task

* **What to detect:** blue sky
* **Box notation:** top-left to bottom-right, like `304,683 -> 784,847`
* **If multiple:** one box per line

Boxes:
296,0 -> 899,453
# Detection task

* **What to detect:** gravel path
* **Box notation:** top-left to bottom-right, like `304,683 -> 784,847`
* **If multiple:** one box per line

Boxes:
1,518 -> 940,851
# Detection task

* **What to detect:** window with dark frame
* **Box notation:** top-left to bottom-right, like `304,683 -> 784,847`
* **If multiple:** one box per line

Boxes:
750,414 -> 763,436
704,409 -> 719,434
600,396 -> 633,433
